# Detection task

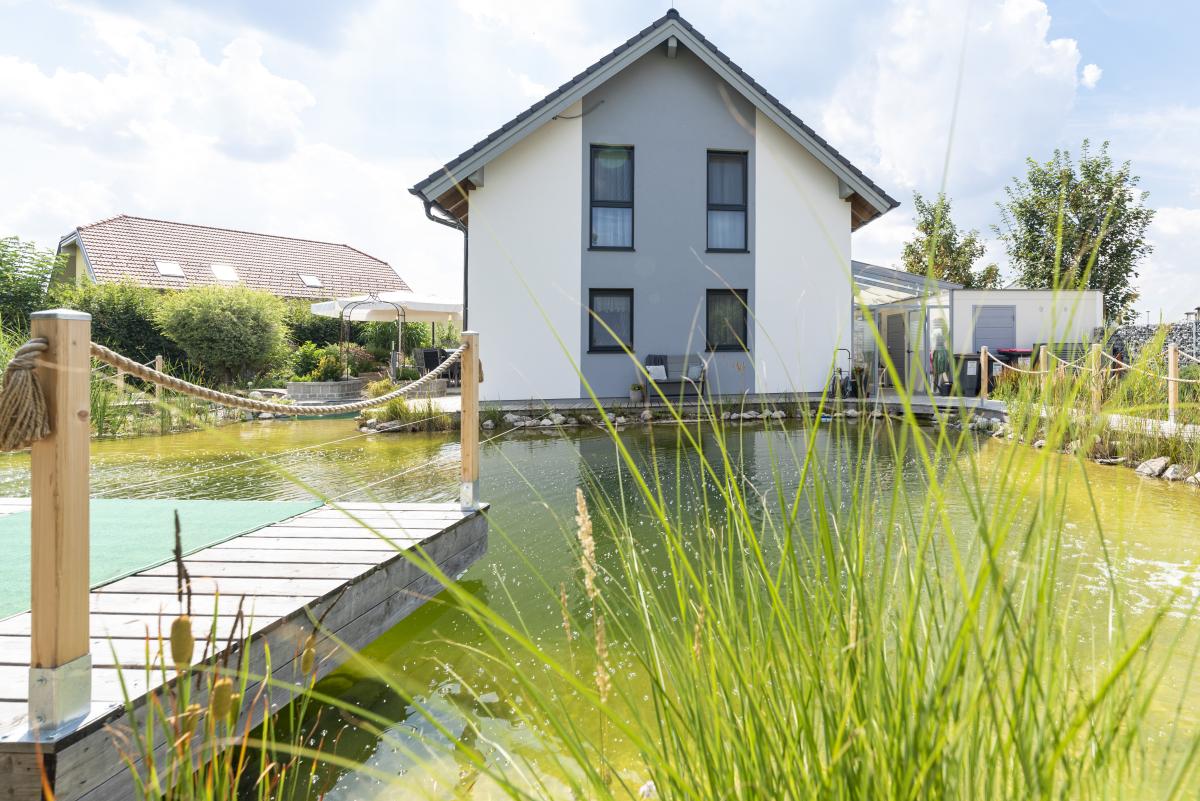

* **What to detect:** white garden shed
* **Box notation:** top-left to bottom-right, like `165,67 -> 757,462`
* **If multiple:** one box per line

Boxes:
852,263 -> 1104,390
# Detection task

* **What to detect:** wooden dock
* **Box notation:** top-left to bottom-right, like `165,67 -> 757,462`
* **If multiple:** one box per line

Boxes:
0,500 -> 488,801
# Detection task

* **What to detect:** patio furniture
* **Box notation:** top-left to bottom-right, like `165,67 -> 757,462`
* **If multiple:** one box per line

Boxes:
420,348 -> 441,375
644,354 -> 707,397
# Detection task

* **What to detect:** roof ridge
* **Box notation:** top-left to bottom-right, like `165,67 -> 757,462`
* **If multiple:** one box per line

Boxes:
80,214 -> 390,263
409,8 -> 897,218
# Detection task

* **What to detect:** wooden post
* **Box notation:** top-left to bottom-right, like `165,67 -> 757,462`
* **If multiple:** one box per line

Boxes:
154,354 -> 163,401
459,331 -> 480,510
1039,345 -> 1050,399
28,309 -> 92,730
1169,342 -> 1179,425
979,346 -> 989,402
1090,343 -> 1103,415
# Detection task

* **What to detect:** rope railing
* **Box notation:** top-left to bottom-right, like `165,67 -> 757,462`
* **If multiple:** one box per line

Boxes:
88,341 -> 466,415
1100,350 -> 1200,384
1047,351 -> 1092,371
994,360 -> 1046,376
0,337 -> 467,451
1178,349 -> 1200,365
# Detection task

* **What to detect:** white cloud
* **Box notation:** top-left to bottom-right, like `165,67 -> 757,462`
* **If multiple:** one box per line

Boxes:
821,0 -> 1081,197
0,5 -> 461,294
1136,207 -> 1200,321
1081,63 -> 1102,89
0,9 -> 314,162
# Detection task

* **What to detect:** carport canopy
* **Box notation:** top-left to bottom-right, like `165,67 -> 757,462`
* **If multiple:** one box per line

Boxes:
852,260 -> 961,306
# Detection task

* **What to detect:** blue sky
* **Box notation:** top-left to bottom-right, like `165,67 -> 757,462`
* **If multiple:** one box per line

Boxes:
1,0 -> 1196,318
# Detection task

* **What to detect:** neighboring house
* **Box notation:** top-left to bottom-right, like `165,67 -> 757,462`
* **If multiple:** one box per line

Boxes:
410,9 -> 897,402
55,215 -> 410,300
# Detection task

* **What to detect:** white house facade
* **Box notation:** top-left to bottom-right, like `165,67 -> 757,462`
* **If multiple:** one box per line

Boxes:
411,10 -> 896,402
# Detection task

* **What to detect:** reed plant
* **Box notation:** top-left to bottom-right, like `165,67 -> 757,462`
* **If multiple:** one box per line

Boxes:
87,358 -> 226,439
368,396 -> 456,432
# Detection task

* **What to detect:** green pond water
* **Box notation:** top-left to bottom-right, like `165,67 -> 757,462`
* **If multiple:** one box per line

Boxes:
2,418 -> 1199,798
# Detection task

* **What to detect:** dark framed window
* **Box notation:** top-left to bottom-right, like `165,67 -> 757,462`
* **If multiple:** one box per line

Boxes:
706,289 -> 748,351
589,289 -> 634,352
707,151 -> 748,252
590,146 -> 634,249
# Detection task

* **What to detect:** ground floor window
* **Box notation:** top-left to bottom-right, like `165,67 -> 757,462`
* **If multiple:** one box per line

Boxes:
588,289 -> 634,352
706,289 -> 748,351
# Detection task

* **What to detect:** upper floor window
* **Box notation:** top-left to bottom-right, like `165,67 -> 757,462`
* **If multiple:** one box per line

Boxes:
590,145 -> 633,249
707,151 -> 747,252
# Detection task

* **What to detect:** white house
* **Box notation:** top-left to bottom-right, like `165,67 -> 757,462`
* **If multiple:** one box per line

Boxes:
410,9 -> 897,402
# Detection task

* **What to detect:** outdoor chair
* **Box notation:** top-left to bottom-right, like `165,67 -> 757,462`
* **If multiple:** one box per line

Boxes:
420,348 -> 441,375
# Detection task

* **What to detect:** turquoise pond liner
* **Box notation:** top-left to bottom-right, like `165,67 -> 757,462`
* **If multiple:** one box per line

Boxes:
0,498 -> 320,618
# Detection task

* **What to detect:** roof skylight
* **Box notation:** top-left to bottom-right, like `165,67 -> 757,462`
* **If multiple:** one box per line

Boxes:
155,261 -> 184,278
299,274 -> 323,288
210,262 -> 239,282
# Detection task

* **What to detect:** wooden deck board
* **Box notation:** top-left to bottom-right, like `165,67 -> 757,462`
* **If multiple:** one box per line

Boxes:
0,501 -> 488,801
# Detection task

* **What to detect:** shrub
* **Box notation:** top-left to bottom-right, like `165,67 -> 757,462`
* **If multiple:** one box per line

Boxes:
311,354 -> 344,382
344,344 -> 375,375
398,365 -> 419,381
283,301 -> 342,346
290,342 -> 323,379
155,286 -> 287,384
49,280 -> 182,364
366,378 -> 396,398
358,321 -> 396,353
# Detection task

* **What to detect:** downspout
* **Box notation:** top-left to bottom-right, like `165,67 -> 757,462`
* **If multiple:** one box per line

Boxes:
422,199 -> 468,330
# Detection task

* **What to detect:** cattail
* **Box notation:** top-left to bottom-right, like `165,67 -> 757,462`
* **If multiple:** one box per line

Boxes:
179,703 -> 202,738
170,615 -> 194,671
594,614 -> 611,705
576,488 -> 597,602
209,677 -> 234,720
558,583 -> 573,642
300,633 -> 317,675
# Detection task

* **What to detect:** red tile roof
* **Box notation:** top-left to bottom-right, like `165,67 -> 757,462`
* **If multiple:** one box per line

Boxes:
63,215 -> 410,300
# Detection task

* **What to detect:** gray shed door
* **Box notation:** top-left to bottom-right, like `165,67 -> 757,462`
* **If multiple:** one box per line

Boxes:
885,313 -> 907,384
972,305 -> 1016,352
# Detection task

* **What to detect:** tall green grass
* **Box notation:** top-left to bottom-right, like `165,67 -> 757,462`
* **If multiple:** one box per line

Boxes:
99,376 -> 1200,800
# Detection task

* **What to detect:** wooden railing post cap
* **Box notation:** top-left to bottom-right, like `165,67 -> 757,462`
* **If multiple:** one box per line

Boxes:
31,308 -> 91,322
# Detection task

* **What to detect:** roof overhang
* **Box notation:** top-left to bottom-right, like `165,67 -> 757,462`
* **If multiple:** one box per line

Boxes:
411,11 -> 897,231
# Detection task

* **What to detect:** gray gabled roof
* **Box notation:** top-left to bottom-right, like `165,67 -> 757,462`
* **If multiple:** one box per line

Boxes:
410,9 -> 898,231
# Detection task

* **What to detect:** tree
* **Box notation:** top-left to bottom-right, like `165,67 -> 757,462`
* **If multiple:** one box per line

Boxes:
900,193 -> 1001,289
0,237 -> 61,330
155,286 -> 287,384
48,280 -> 182,364
995,140 -> 1153,322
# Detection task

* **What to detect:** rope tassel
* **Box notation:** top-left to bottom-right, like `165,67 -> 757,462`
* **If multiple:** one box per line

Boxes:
0,338 -> 50,452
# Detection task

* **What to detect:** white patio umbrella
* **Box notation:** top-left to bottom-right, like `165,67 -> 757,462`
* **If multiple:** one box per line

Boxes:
309,291 -> 462,325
